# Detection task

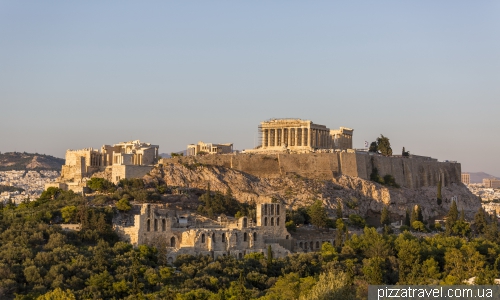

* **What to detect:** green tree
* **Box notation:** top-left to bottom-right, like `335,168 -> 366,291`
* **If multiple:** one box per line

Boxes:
446,201 -> 459,235
369,141 -> 378,153
302,269 -> 356,300
116,198 -> 132,211
267,245 -> 273,265
87,177 -> 114,192
61,205 -> 77,223
416,206 -> 423,222
404,209 -> 411,227
308,200 -> 328,229
474,207 -> 487,235
437,179 -> 443,206
336,201 -> 343,219
380,206 -> 391,226
376,135 -> 392,156
37,288 -> 76,300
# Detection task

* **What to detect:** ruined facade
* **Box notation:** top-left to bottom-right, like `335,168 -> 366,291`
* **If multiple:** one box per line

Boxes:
114,202 -> 295,262
49,140 -> 159,192
253,119 -> 353,153
187,141 -> 233,156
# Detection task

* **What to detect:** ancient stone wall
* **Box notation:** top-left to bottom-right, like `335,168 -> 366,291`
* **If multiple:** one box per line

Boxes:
163,152 -> 461,188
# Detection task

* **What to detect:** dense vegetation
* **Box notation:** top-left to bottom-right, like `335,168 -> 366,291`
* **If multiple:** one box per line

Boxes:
1,181 -> 500,299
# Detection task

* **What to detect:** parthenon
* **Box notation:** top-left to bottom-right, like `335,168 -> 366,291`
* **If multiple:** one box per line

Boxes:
256,119 -> 353,152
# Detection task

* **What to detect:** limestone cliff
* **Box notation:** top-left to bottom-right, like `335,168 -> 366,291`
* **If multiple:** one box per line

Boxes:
146,162 -> 481,225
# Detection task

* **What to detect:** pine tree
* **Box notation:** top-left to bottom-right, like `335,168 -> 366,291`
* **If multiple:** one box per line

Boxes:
416,206 -> 423,222
380,206 -> 391,226
267,245 -> 273,265
376,135 -> 393,156
437,180 -> 442,206
404,209 -> 411,227
410,207 -> 417,225
336,201 -> 343,219
474,207 -> 487,235
446,201 -> 459,235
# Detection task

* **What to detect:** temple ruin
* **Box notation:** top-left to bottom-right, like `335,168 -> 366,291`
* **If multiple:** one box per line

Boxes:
249,119 -> 353,153
47,140 -> 159,192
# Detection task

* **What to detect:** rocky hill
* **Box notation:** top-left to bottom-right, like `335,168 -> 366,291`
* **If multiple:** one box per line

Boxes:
0,152 -> 64,171
145,162 -> 481,225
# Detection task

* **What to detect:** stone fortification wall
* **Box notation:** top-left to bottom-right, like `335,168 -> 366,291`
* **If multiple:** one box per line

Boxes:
162,152 -> 460,188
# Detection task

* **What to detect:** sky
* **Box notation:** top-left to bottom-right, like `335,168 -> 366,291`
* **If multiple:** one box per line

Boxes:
1,1 -> 499,176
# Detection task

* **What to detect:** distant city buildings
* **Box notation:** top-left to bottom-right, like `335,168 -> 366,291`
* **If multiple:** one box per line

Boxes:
461,173 -> 470,185
483,178 -> 500,189
0,170 -> 59,203
187,141 -> 233,156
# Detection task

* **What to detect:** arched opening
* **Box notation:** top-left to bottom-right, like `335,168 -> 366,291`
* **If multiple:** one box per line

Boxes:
222,233 -> 226,243
264,204 -> 267,215
162,219 -> 166,231
316,241 -> 320,249
271,205 -> 275,215
304,242 -> 307,249
270,217 -> 274,226
201,234 -> 205,243
286,235 -> 289,240
264,217 -> 268,226
170,236 -> 175,247
238,253 -> 243,259
167,257 -> 173,264
253,232 -> 257,242
147,219 -> 150,232
234,233 -> 238,242
244,232 -> 247,242
276,217 -> 279,226
310,241 -> 313,249
242,218 -> 247,228
154,219 -> 158,231
299,242 -> 303,248
212,233 -> 215,243
276,204 -> 280,215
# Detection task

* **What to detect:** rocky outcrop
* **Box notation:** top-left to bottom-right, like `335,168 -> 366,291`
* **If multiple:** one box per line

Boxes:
146,162 -> 481,225
161,152 -> 461,189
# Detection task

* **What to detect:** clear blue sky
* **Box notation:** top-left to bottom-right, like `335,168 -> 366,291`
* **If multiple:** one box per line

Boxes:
1,1 -> 499,176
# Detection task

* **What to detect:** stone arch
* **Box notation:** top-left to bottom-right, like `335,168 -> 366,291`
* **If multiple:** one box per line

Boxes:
170,236 -> 175,247
212,233 -> 215,243
316,241 -> 320,249
276,217 -> 279,226
264,204 -> 267,215
271,205 -> 275,215
253,232 -> 257,242
271,217 -> 274,226
147,219 -> 151,232
264,217 -> 268,226
286,235 -> 289,240
276,204 -> 280,215
154,219 -> 158,231
299,242 -> 303,248
162,219 -> 166,231
310,241 -> 313,249
244,232 -> 248,242
201,233 -> 205,243
242,218 -> 247,228
222,233 -> 226,243
238,253 -> 243,259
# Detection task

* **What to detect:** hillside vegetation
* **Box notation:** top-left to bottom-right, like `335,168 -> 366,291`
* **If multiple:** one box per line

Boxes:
0,152 -> 64,171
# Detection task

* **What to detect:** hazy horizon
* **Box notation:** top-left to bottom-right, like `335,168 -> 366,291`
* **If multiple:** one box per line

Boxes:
1,1 -> 499,176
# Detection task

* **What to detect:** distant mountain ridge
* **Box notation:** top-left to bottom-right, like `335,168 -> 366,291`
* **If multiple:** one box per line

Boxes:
465,172 -> 500,184
159,150 -> 187,158
0,152 -> 64,171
